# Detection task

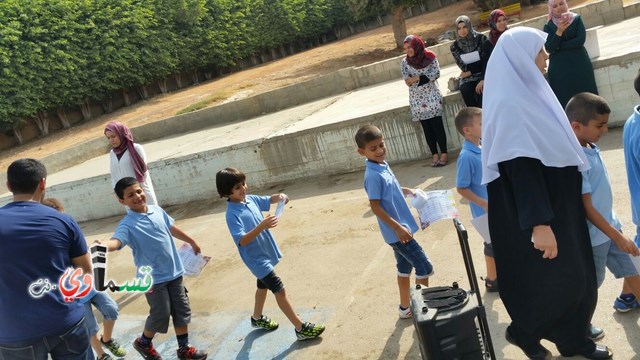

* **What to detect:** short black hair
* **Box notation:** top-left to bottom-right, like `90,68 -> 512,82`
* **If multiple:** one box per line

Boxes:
7,158 -> 47,195
355,124 -> 383,148
216,167 -> 246,198
114,177 -> 139,199
454,107 -> 482,135
565,92 -> 611,126
635,68 -> 640,97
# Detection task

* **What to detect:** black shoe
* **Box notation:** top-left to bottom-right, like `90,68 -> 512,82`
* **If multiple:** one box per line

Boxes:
505,327 -> 552,360
561,344 -> 612,359
588,324 -> 605,341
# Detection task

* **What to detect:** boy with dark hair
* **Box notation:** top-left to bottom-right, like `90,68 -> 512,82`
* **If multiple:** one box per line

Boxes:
98,177 -> 207,360
619,69 -> 640,312
216,167 -> 326,340
567,92 -> 640,340
454,107 -> 498,292
355,124 -> 434,318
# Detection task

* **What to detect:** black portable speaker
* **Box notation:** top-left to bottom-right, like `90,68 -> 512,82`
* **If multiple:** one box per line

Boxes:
409,219 -> 496,360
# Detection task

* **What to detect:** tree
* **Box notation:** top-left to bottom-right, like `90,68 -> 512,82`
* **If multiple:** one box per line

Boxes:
346,0 -> 423,48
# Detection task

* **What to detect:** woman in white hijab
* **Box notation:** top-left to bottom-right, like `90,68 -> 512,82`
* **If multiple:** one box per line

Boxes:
482,27 -> 612,360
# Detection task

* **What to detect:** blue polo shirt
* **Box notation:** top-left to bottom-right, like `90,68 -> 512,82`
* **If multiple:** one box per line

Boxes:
113,205 -> 184,284
624,106 -> 640,226
225,195 -> 282,279
581,143 -> 622,247
0,202 -> 87,343
363,160 -> 418,244
455,140 -> 487,218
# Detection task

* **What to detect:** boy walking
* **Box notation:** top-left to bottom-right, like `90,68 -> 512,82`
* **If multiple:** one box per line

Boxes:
567,92 -> 640,341
355,124 -> 434,318
215,167 -> 325,341
453,108 -> 497,293
620,70 -> 640,311
97,177 -> 207,360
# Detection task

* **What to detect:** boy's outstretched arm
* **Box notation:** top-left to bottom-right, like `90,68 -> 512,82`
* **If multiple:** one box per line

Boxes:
369,199 -> 412,244
170,225 -> 201,254
583,193 -> 640,256
93,239 -> 122,252
457,187 -> 488,211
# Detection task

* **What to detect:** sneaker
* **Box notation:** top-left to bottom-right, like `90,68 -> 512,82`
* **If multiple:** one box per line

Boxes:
100,336 -> 127,357
176,344 -> 208,360
250,315 -> 279,331
97,354 -> 113,360
398,305 -> 412,319
613,296 -> 639,313
589,324 -> 605,341
295,322 -> 325,341
133,338 -> 162,360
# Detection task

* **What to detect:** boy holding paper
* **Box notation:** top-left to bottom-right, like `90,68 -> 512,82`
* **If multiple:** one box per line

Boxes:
215,167 -> 326,340
454,107 -> 497,293
567,92 -> 640,339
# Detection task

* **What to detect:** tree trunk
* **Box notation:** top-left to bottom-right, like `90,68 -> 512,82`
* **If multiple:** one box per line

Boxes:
174,74 -> 183,89
334,27 -> 342,39
391,6 -> 407,49
57,108 -> 71,128
348,24 -> 355,34
33,112 -> 50,136
137,84 -> 149,100
158,79 -> 168,94
80,100 -> 92,121
12,127 -> 23,144
190,69 -> 199,85
122,88 -> 132,106
101,97 -> 113,114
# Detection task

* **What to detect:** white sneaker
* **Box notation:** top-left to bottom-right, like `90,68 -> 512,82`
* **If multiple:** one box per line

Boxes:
398,305 -> 412,319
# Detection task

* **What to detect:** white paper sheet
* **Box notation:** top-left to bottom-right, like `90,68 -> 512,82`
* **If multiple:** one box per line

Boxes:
470,213 -> 491,244
275,200 -> 286,218
460,51 -> 480,64
178,243 -> 211,277
409,189 -> 459,230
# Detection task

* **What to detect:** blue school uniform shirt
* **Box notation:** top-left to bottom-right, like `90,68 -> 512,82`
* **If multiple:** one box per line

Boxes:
455,140 -> 487,218
113,205 -> 184,284
624,106 -> 640,226
363,160 -> 419,244
581,143 -> 622,247
0,202 -> 87,343
225,195 -> 282,279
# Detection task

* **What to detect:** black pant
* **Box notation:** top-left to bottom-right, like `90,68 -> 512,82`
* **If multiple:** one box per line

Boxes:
460,80 -> 483,108
419,116 -> 447,155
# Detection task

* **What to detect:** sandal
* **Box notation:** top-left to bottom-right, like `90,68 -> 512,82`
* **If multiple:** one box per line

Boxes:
481,276 -> 499,293
431,155 -> 440,167
437,154 -> 448,167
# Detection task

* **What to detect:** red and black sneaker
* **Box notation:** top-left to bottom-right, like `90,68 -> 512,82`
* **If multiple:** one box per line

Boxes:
177,344 -> 208,360
133,338 -> 162,360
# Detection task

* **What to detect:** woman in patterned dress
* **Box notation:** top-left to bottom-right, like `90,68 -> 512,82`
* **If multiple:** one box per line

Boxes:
401,34 -> 447,167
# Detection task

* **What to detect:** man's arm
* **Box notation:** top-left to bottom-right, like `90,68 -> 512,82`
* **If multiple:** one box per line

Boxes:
583,193 -> 640,256
369,199 -> 412,244
70,252 -> 92,275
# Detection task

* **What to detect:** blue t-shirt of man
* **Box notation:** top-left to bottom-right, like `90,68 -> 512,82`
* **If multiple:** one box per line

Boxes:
225,195 -> 283,279
624,106 -> 640,227
455,140 -> 487,218
363,160 -> 419,244
0,202 -> 87,343
113,205 -> 184,284
581,143 -> 622,247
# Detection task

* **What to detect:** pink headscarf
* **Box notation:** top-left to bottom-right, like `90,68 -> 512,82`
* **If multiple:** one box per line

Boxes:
488,9 -> 508,45
548,0 -> 576,26
403,34 -> 437,69
104,121 -> 148,183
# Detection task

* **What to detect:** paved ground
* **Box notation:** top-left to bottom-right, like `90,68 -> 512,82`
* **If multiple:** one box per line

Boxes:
80,126 -> 640,359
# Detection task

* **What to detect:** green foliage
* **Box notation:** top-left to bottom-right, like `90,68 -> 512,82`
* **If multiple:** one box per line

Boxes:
0,0 -> 363,133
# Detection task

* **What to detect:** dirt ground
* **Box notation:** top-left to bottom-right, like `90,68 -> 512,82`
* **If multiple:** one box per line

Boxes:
0,0 -> 595,171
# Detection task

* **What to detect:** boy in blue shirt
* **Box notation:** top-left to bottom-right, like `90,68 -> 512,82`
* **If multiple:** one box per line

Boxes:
355,124 -> 434,318
216,167 -> 326,341
620,70 -> 640,311
98,177 -> 207,360
567,92 -> 640,340
453,107 -> 497,293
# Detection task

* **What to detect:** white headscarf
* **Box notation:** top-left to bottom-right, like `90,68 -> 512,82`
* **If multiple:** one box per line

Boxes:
481,27 -> 588,184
